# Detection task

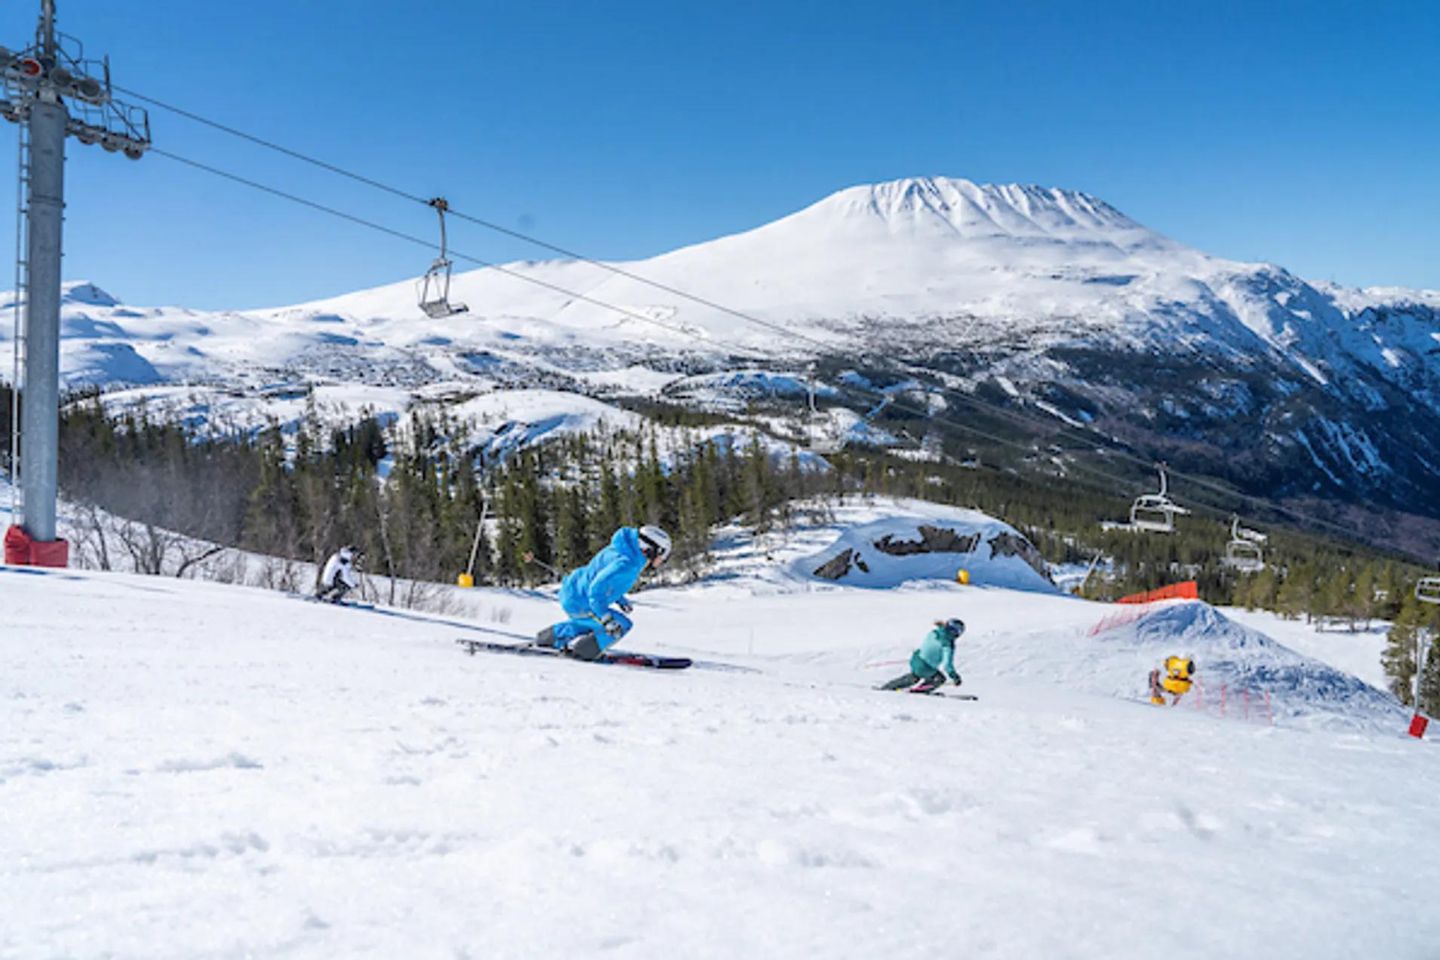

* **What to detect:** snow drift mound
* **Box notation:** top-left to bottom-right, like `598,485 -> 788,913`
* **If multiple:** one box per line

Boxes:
1088,600 -> 1404,731
792,507 -> 1056,593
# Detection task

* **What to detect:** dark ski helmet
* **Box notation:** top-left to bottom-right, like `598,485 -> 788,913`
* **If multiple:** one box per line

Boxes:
638,525 -> 672,564
943,618 -> 966,638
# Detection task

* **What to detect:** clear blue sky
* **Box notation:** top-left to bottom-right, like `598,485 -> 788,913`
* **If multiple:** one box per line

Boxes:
2,0 -> 1436,310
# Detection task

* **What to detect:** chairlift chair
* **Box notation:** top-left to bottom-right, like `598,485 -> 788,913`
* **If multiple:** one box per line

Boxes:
1418,576 -> 1440,605
1128,463 -> 1187,534
417,197 -> 468,319
1221,515 -> 1265,573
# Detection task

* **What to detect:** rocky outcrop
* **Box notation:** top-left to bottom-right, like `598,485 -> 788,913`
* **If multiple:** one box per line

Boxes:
813,548 -> 871,580
987,531 -> 1053,583
873,525 -> 980,556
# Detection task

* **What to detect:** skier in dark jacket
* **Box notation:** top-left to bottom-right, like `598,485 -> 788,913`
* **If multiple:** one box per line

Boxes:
879,619 -> 965,693
535,525 -> 672,661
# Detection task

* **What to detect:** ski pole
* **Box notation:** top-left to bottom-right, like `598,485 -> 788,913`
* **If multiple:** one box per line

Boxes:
522,551 -> 561,577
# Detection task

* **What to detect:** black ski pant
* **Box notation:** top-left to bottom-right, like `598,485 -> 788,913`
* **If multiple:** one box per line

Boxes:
317,576 -> 352,603
880,669 -> 943,692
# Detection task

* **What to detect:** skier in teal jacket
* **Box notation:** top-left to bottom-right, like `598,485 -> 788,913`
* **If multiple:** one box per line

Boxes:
879,619 -> 965,693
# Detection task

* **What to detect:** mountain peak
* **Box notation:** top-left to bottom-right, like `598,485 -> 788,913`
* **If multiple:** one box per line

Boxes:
61,281 -> 121,308
804,175 -> 1158,247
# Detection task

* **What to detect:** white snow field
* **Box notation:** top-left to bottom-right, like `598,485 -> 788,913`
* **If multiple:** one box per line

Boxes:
4,508 -> 1439,959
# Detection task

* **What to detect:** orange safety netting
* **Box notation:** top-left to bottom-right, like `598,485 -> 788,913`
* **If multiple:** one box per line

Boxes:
1116,581 -> 1199,605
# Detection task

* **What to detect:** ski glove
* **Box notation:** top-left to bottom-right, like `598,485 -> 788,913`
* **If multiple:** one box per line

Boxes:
616,598 -> 633,614
949,672 -> 963,686
599,614 -> 624,639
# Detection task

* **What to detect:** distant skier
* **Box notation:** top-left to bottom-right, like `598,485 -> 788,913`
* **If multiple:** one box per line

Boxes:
535,526 -> 672,661
316,546 -> 360,604
879,619 -> 965,693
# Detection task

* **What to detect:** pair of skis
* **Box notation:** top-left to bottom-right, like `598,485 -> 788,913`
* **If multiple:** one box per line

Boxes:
455,638 -> 693,670
911,689 -> 980,701
290,593 -> 374,610
881,680 -> 979,700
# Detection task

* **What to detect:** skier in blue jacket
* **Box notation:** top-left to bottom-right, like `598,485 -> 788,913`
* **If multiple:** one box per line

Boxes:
535,525 -> 673,661
879,619 -> 965,693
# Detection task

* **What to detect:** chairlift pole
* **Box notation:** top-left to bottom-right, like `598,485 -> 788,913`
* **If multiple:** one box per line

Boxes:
806,368 -> 817,450
1416,632 -> 1431,714
1,0 -> 149,564
18,66 -> 64,545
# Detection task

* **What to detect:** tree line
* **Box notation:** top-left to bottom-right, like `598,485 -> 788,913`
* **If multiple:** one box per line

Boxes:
28,386 -> 1440,707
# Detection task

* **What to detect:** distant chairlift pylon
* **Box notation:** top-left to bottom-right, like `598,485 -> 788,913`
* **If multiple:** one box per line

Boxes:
805,370 -> 844,455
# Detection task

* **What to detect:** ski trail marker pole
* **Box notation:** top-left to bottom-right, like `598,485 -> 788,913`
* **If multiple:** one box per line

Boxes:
458,500 -> 489,588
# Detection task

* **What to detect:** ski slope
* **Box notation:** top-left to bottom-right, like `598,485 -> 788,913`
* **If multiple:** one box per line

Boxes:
3,550 -> 1437,959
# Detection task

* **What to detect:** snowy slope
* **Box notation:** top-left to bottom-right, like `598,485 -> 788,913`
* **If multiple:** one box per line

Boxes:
1219,606 -> 1391,693
3,554 -> 1437,960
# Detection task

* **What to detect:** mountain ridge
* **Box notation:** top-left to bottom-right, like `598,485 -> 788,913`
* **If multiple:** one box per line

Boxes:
4,176 -> 1439,550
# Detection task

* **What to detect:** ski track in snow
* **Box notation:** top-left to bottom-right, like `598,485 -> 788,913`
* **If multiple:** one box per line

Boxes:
2,559 -> 1438,960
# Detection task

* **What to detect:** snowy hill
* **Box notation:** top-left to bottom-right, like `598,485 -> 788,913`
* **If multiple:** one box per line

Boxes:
3,537 -> 1437,958
4,176 -> 1440,543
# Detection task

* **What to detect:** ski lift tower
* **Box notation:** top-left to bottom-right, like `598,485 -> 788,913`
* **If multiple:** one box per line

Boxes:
1,0 -> 149,567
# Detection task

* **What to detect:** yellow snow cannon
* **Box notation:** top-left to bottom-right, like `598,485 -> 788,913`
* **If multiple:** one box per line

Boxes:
1161,656 -> 1195,697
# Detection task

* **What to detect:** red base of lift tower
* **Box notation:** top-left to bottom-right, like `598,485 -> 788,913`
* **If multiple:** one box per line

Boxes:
4,524 -> 69,567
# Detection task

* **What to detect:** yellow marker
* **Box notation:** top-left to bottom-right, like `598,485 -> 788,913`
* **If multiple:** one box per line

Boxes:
456,572 -> 475,588
956,569 -> 971,585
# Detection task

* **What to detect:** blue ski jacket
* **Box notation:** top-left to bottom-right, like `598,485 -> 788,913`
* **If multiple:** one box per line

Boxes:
910,625 -> 958,679
558,527 -> 648,618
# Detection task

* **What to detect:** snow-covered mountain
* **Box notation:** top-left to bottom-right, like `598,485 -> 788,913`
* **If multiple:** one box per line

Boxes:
5,176 -> 1440,545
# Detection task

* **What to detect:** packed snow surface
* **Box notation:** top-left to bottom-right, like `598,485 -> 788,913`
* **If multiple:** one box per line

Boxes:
3,528 -> 1436,959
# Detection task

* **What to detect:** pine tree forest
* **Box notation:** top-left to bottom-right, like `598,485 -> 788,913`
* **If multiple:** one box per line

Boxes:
23,388 -> 1440,708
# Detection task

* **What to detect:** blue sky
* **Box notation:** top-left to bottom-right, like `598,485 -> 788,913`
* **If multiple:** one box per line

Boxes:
1,0 -> 1436,309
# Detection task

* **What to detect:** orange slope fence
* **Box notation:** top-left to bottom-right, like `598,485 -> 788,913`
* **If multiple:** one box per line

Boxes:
1117,581 -> 1199,605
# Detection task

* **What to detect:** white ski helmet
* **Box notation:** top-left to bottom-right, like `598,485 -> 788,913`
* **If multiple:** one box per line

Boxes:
638,525 -> 672,564
338,546 -> 356,563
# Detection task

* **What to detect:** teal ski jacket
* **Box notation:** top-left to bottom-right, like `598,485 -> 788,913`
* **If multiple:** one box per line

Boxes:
910,625 -> 958,679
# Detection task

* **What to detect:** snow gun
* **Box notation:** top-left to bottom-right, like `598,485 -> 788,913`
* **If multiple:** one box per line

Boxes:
1149,656 -> 1196,705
